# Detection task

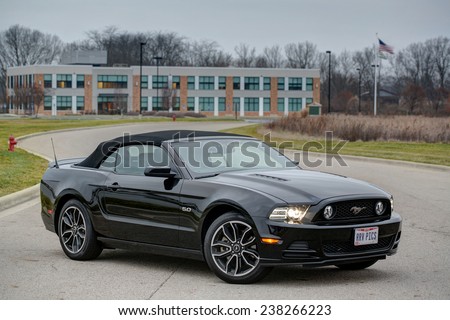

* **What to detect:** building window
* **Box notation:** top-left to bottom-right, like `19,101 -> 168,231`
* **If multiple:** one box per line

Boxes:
141,97 -> 148,110
76,96 -> 84,110
141,76 -> 148,89
306,98 -> 313,105
218,97 -> 226,111
98,75 -> 128,89
288,78 -> 302,91
8,76 -> 14,89
152,97 -> 163,110
44,96 -> 52,110
264,98 -> 270,112
172,76 -> 180,89
233,77 -> 240,90
244,77 -> 259,90
277,98 -> 284,112
56,96 -> 72,110
57,74 -> 72,88
97,94 -> 127,114
264,77 -> 271,90
77,75 -> 85,88
306,78 -> 313,91
187,97 -> 195,111
199,97 -> 214,111
152,75 -> 168,89
288,98 -> 302,111
233,97 -> 240,111
199,76 -> 214,90
218,77 -> 226,90
44,74 -> 52,88
278,77 -> 285,90
187,76 -> 195,90
171,97 -> 180,111
244,97 -> 259,111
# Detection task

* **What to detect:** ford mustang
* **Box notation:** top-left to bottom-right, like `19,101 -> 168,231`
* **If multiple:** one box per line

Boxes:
40,130 -> 402,284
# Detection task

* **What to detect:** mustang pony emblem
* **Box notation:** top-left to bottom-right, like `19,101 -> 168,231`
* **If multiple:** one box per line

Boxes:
350,206 -> 367,215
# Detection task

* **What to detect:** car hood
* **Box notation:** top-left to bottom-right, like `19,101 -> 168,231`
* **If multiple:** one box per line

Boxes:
206,169 -> 387,204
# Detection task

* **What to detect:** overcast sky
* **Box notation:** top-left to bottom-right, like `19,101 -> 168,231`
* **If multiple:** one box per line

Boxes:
1,0 -> 449,55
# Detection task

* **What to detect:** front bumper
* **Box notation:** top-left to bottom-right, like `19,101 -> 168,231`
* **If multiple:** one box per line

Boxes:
256,212 -> 402,267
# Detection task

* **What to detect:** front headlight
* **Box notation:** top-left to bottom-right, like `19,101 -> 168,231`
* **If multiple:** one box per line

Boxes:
390,195 -> 394,212
269,205 -> 310,224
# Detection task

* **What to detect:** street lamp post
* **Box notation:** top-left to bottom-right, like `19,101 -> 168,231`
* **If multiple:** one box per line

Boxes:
153,56 -> 162,111
356,68 -> 362,113
139,42 -> 146,114
326,51 -> 331,113
371,64 -> 380,116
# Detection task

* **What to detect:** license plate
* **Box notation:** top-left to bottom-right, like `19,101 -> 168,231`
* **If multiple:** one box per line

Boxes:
354,227 -> 378,246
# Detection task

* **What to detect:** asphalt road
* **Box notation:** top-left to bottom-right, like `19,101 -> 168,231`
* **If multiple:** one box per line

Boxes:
1,122 -> 449,299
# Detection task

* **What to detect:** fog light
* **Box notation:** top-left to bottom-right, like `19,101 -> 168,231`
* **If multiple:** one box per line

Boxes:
323,205 -> 334,220
375,201 -> 385,215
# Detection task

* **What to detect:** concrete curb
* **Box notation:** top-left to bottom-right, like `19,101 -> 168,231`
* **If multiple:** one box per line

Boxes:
0,184 -> 40,212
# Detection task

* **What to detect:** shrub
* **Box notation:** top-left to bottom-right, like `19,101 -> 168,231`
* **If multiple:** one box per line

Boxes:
266,114 -> 450,143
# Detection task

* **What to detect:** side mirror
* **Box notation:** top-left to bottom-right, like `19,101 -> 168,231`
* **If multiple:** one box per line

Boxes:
144,166 -> 179,179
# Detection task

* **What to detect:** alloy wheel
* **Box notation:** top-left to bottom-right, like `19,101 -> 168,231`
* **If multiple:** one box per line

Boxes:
60,206 -> 87,254
210,220 -> 260,277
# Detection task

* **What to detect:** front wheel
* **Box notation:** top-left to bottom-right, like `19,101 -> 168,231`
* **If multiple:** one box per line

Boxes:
335,259 -> 378,270
58,199 -> 103,260
204,212 -> 272,284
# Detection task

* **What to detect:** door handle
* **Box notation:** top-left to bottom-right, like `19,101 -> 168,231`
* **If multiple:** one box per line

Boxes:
107,182 -> 120,191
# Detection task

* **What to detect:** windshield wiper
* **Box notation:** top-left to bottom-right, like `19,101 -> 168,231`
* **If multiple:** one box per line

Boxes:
195,173 -> 221,179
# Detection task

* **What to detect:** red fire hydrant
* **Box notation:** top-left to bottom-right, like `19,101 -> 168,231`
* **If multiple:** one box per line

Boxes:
8,135 -> 17,152
172,114 -> 176,122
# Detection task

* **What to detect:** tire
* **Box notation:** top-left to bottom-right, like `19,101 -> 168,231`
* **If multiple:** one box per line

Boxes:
58,199 -> 103,260
204,212 -> 272,284
335,259 -> 378,270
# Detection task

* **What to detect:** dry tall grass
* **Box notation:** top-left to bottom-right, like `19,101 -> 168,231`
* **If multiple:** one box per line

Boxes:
266,114 -> 450,143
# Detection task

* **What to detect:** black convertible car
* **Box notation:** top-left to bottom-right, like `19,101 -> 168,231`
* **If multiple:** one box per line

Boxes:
40,130 -> 401,283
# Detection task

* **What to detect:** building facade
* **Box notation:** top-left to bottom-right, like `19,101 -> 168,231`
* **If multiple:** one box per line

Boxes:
6,65 -> 320,117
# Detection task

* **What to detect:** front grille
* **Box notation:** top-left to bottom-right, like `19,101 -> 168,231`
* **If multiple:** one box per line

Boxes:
323,235 -> 394,256
314,199 -> 391,223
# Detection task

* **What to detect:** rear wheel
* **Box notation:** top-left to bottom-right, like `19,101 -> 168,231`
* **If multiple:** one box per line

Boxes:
335,259 -> 378,270
58,199 -> 103,260
204,212 -> 272,284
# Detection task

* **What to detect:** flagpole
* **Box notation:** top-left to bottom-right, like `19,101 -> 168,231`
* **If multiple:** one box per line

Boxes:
373,42 -> 378,116
378,55 -> 382,115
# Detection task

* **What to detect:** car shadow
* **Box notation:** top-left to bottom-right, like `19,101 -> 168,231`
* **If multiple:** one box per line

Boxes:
96,249 -> 395,286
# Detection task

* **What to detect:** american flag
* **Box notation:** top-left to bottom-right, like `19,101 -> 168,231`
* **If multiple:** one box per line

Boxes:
378,38 -> 394,54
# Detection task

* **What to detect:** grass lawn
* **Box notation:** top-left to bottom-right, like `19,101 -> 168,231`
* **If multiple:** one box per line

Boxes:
0,116 -> 240,197
223,124 -> 450,167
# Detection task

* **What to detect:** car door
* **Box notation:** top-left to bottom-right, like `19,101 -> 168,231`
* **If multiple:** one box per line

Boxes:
96,144 -> 183,246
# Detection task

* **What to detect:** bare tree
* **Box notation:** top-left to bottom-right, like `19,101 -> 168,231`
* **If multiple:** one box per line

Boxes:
402,83 -> 426,114
31,84 -> 44,117
146,31 -> 186,66
185,40 -> 232,67
0,25 -> 63,105
285,41 -> 318,68
429,37 -> 450,89
234,43 -> 256,67
262,45 -> 284,68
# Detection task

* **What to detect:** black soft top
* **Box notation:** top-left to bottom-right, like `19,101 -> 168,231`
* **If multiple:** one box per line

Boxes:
76,130 -> 247,168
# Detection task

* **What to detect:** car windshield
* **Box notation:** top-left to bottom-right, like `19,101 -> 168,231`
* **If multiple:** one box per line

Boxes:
171,138 -> 297,178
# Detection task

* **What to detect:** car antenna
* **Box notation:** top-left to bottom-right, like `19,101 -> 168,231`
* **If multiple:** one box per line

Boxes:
51,138 -> 59,168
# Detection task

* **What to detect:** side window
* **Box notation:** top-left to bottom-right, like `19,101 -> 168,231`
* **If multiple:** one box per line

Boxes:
115,145 -> 170,176
99,151 -> 117,172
